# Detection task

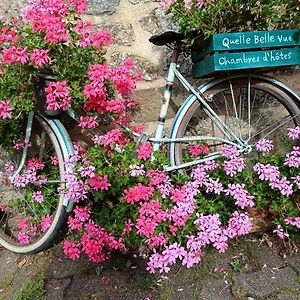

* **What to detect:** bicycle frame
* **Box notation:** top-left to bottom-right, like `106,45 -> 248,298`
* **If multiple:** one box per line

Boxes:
148,52 -> 300,172
149,54 -> 247,172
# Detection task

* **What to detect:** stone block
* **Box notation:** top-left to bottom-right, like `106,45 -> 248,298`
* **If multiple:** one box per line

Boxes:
86,0 -> 120,15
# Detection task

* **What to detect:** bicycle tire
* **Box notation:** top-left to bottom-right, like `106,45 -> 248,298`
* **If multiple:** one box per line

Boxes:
0,114 -> 72,253
169,74 -> 300,168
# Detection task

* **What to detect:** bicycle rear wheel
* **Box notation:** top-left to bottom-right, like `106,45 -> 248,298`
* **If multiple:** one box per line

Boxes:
0,114 -> 70,253
170,75 -> 300,168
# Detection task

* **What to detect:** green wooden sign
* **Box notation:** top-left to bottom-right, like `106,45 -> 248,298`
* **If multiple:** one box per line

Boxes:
192,29 -> 300,62
192,48 -> 300,78
191,29 -> 300,78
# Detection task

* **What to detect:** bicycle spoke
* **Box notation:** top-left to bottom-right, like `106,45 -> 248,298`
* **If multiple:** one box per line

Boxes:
171,77 -> 300,169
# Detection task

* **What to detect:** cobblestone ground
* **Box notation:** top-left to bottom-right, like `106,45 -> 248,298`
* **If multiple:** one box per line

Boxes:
1,234 -> 300,300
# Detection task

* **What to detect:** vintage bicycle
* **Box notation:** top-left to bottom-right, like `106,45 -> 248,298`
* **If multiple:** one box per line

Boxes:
0,30 -> 300,254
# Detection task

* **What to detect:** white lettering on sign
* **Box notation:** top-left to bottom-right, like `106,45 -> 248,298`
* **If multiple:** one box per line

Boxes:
218,50 -> 293,67
222,35 -> 251,49
263,51 -> 292,62
277,35 -> 293,43
220,32 -> 295,50
253,32 -> 275,44
218,53 -> 260,66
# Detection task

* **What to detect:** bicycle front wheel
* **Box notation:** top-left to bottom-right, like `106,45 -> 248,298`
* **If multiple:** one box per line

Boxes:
170,75 -> 300,168
0,114 -> 70,253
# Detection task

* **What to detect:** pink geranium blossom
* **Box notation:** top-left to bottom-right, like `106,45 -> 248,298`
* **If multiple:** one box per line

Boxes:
63,241 -> 81,260
45,81 -> 71,111
32,191 -> 44,203
0,99 -> 13,119
89,175 -> 111,190
189,144 -> 209,157
79,116 -> 99,129
256,139 -> 273,152
30,49 -> 51,67
136,142 -> 153,161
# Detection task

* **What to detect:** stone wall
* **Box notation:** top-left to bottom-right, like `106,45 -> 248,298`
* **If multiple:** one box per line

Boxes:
1,0 -> 299,127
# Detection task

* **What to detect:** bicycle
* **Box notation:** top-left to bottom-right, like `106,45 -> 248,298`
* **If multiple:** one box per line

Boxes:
0,31 -> 300,254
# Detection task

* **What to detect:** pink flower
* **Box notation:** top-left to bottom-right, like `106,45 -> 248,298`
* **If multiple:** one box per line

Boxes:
26,158 -> 44,170
273,225 -> 289,240
253,163 -> 280,182
30,49 -> 51,67
182,250 -> 202,268
159,0 -> 177,9
50,155 -> 59,166
285,217 -> 300,228
79,116 -> 98,129
0,99 -> 13,119
256,139 -> 273,152
124,183 -> 154,204
17,232 -> 30,244
287,127 -> 300,140
122,219 -> 134,236
18,218 -> 29,230
137,142 -> 153,161
111,59 -> 142,96
0,204 -> 6,212
67,216 -> 82,230
41,215 -> 53,233
129,164 -> 145,177
189,144 -> 209,157
65,173 -> 90,202
67,0 -> 87,14
223,157 -> 245,177
32,191 -> 44,203
63,241 -> 81,260
2,47 -> 28,65
74,206 -> 90,222
220,145 -> 240,158
45,81 -> 71,111
92,129 -> 127,149
226,211 -> 252,238
13,139 -> 29,150
225,183 -> 254,209
89,175 -> 111,190
91,30 -> 112,48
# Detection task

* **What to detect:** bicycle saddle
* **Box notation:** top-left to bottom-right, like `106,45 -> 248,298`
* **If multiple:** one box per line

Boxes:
149,31 -> 185,46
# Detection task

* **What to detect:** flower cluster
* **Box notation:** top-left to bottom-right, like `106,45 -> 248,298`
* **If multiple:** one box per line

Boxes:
61,124 -> 300,272
0,0 -> 141,146
159,0 -> 300,44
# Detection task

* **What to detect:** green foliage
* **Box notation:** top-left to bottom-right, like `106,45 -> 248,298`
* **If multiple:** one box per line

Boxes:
15,273 -> 46,300
230,259 -> 245,272
165,0 -> 300,44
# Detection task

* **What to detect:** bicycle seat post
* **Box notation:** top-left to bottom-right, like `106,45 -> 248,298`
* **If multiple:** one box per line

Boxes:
152,42 -> 181,151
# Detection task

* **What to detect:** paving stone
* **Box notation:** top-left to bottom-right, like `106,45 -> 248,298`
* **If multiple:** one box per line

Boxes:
97,22 -> 135,46
86,0 -> 120,15
46,256 -> 97,280
139,14 -> 160,36
251,242 -> 285,269
277,293 -> 300,300
232,267 -> 300,298
286,253 -> 300,275
46,277 -> 71,300
129,0 -> 153,4
0,0 -> 27,17
199,278 -> 235,300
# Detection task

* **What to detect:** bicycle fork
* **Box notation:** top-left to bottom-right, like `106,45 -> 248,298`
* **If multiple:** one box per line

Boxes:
10,111 -> 35,180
